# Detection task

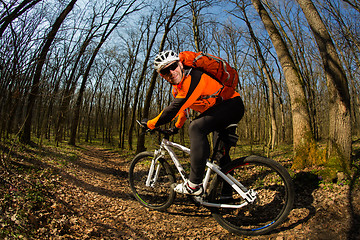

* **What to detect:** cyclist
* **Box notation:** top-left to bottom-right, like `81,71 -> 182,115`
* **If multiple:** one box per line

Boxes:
143,50 -> 244,196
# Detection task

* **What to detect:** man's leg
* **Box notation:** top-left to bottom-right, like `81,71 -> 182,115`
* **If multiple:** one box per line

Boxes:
188,97 -> 244,184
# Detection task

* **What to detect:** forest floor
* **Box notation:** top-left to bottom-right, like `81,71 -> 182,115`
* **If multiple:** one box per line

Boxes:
1,140 -> 360,239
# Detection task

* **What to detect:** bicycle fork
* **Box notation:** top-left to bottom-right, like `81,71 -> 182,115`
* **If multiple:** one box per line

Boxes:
145,150 -> 163,187
145,146 -> 188,188
198,162 -> 258,209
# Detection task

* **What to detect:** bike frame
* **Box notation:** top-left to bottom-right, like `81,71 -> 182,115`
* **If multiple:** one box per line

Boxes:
147,137 -> 257,209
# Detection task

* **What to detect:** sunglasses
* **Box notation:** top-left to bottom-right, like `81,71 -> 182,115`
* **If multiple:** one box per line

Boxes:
160,61 -> 179,75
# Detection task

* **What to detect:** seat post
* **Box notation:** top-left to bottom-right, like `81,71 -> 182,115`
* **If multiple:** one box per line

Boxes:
210,124 -> 238,165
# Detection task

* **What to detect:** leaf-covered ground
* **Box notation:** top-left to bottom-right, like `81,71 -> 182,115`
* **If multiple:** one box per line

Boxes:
1,142 -> 359,239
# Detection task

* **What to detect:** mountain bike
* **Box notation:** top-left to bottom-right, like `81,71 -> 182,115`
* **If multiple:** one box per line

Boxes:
128,121 -> 294,236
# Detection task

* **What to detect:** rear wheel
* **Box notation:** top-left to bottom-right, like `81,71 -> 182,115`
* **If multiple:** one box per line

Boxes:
209,155 -> 294,235
129,152 -> 176,211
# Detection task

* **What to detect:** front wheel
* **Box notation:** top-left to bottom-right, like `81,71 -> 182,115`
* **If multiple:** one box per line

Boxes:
209,155 -> 294,235
129,152 -> 176,211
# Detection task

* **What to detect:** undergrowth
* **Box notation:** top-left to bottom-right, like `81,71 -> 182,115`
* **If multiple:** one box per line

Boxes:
1,136 -> 359,238
0,140 -> 74,239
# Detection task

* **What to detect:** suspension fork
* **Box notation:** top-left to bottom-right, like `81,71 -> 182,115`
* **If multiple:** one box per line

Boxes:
145,149 -> 163,187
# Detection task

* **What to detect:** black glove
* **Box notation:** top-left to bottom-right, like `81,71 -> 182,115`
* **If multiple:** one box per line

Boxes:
165,127 -> 179,135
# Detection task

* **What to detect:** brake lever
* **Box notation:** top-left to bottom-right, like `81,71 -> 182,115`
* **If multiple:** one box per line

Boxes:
136,120 -> 143,127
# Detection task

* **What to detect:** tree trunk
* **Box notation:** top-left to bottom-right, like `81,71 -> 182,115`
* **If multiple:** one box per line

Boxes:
69,0 -> 139,145
55,34 -> 94,144
241,6 -> 277,149
297,0 -> 352,173
20,0 -> 77,144
0,0 -> 41,37
128,16 -> 160,150
191,0 -> 201,52
136,0 -> 179,153
251,0 -> 313,154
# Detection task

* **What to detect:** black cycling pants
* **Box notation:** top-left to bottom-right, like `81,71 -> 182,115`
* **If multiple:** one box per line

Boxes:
188,96 -> 245,184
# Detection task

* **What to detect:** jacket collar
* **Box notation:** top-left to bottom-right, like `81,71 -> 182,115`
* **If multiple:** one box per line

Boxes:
175,68 -> 192,90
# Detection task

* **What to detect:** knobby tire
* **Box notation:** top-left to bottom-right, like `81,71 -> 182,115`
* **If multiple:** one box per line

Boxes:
209,155 -> 294,235
129,152 -> 176,211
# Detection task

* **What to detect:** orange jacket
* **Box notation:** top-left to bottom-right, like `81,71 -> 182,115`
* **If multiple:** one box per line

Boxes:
147,68 -> 240,129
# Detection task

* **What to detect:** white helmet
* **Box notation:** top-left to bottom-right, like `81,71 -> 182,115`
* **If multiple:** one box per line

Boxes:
154,50 -> 180,71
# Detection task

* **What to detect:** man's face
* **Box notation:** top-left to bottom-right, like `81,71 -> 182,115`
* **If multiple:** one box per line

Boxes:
160,61 -> 183,85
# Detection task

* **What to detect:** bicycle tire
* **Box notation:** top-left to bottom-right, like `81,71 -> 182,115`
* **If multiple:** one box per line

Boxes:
208,155 -> 294,235
129,151 -> 176,211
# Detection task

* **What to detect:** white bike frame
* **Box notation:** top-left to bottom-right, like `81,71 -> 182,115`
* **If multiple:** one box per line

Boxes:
147,137 -> 257,209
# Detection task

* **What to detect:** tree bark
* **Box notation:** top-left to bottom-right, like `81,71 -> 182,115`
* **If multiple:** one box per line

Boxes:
297,0 -> 352,172
251,0 -> 313,152
191,0 -> 201,52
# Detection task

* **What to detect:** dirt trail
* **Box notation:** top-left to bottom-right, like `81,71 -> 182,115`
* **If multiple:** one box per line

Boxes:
51,145 -> 360,239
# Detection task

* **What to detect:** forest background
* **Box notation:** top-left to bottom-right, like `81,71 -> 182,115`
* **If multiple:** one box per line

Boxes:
1,0 -> 360,175
1,0 -> 360,238
1,0 -> 359,172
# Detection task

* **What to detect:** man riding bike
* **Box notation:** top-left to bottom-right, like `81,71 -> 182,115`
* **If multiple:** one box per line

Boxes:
143,50 -> 244,196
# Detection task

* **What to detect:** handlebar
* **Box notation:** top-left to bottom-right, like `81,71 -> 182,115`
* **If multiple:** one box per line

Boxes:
136,120 -> 177,139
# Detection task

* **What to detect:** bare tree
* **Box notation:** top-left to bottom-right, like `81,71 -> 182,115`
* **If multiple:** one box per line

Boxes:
55,14 -> 100,145
0,0 -> 41,37
136,0 -> 189,153
296,0 -> 352,173
230,1 -> 277,150
118,30 -> 143,149
128,14 -> 162,150
251,0 -> 313,157
69,0 -> 142,146
262,1 -> 321,141
342,0 -> 360,13
190,0 -> 203,52
20,0 -> 77,144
